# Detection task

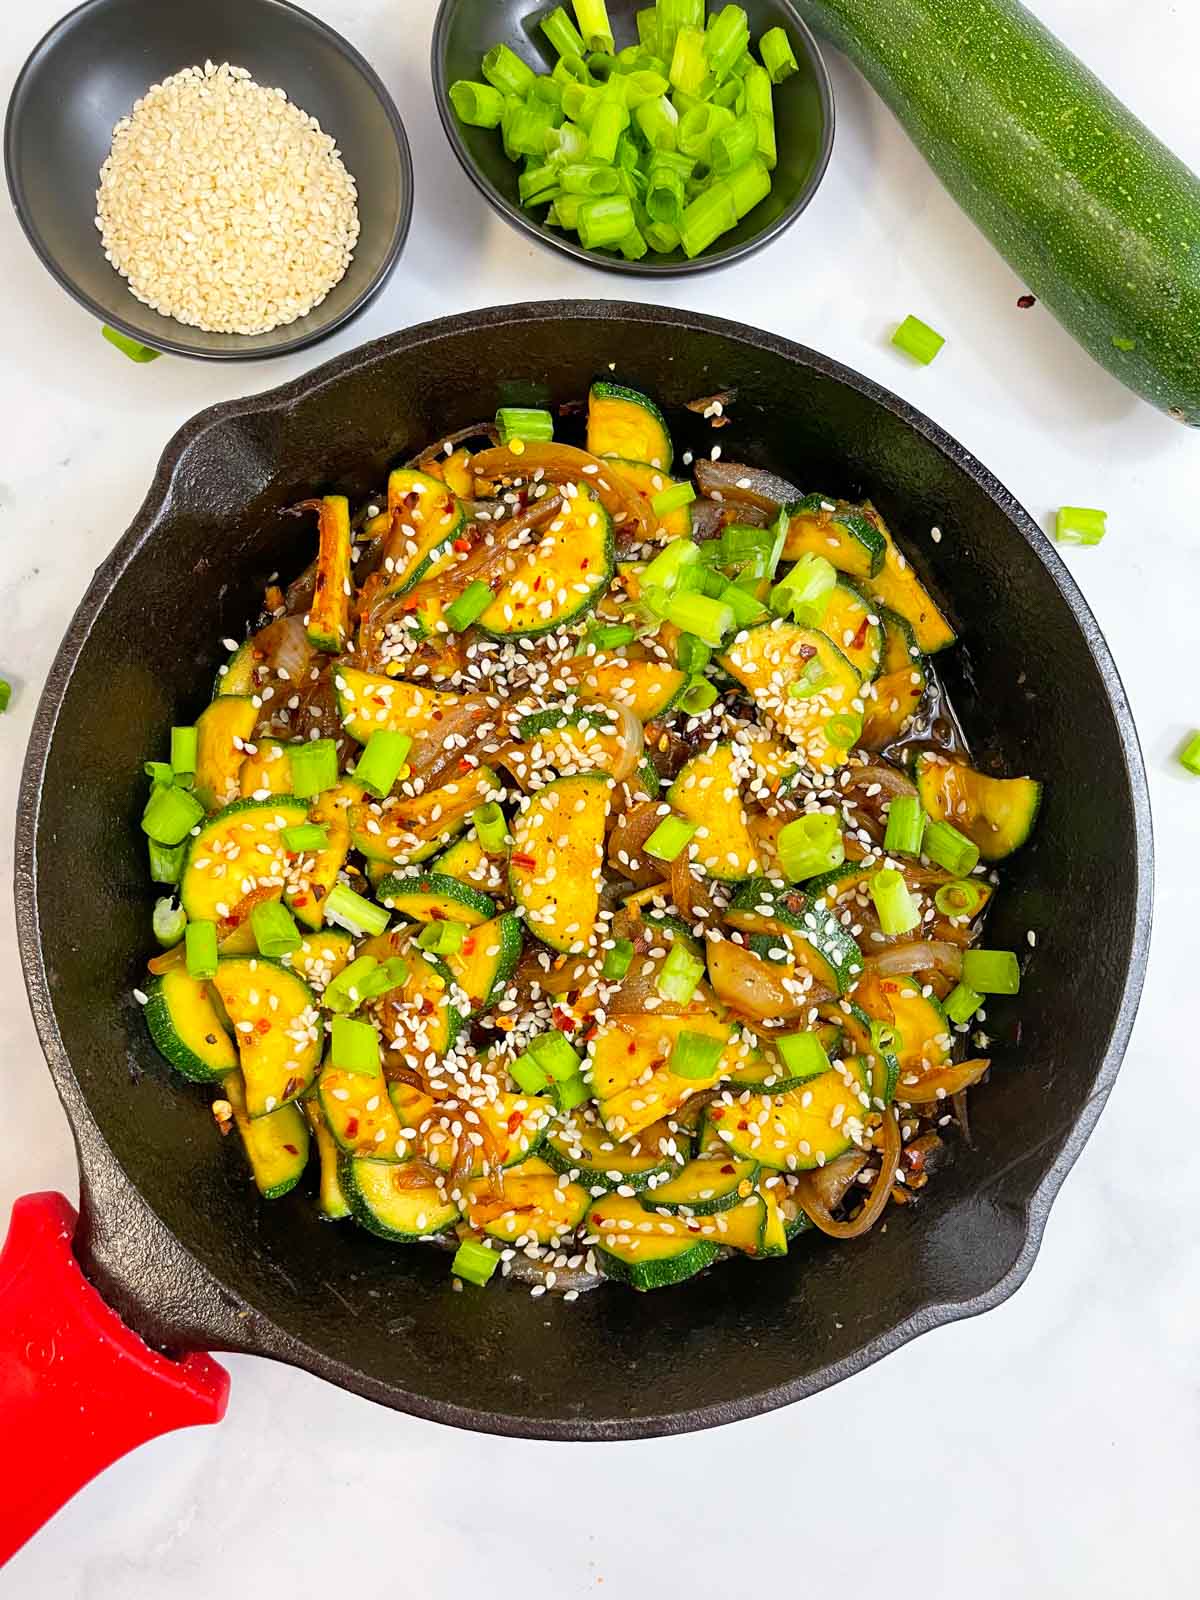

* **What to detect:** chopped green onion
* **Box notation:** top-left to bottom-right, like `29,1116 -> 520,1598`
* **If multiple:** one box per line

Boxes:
152,897 -> 186,949
704,4 -> 750,81
618,225 -> 649,261
725,156 -> 771,218
495,406 -> 554,444
743,65 -> 776,167
678,102 -> 734,163
635,94 -> 680,150
884,794 -> 925,855
777,812 -> 844,882
669,25 -> 711,98
329,1015 -> 380,1077
519,163 -> 561,208
923,819 -> 981,877
510,1052 -> 550,1095
554,1073 -> 591,1112
679,176 -> 738,257
250,898 -> 302,958
417,920 -> 469,956
482,42 -> 536,98
545,121 -> 589,162
352,729 -> 413,798
504,99 -> 563,161
472,803 -> 510,852
288,738 -> 339,800
185,920 -> 218,980
870,868 -> 921,936
625,69 -> 670,107
636,8 -> 660,54
141,783 -> 204,846
542,5 -> 586,59
788,659 -> 829,699
324,955 -> 382,1014
679,677 -> 719,716
644,813 -> 699,862
325,883 -> 389,938
961,949 -> 1021,995
824,713 -> 863,749
586,50 -> 619,81
148,839 -> 186,885
944,983 -> 984,1025
760,26 -> 799,83
282,822 -> 330,854
1055,506 -> 1107,546
602,937 -> 635,980
870,1020 -> 901,1060
449,80 -> 506,128
774,1031 -> 831,1080
550,193 -> 583,230
719,523 -> 772,565
561,82 -> 603,127
663,591 -> 735,646
170,726 -> 198,774
527,1029 -> 583,1082
451,1238 -> 499,1287
1180,731 -> 1200,776
101,325 -> 159,362
443,581 -> 495,634
718,578 -> 766,628
559,159 -> 620,196
656,943 -> 705,1004
710,112 -> 757,176
573,0 -> 615,52
646,161 -> 686,225
144,760 -> 175,787
669,1029 -> 725,1079
582,621 -> 637,654
892,315 -> 945,365
577,194 -> 636,249
588,98 -> 629,163
657,0 -> 704,64
675,633 -> 711,675
934,879 -> 988,919
770,552 -> 836,624
642,535 -> 699,592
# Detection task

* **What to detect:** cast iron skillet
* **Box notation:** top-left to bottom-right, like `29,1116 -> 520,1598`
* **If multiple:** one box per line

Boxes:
5,303 -> 1151,1552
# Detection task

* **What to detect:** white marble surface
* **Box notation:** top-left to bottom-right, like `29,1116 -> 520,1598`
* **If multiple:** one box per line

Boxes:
2,0 -> 1198,1590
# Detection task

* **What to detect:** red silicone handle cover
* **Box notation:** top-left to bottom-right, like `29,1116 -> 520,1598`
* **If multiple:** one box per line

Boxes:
0,1192 -> 229,1566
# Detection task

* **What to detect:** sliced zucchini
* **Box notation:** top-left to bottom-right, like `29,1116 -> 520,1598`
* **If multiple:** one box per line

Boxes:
836,1001 -> 903,1108
388,1081 -> 555,1175
376,871 -> 496,926
728,880 -> 864,994
641,1155 -> 759,1216
384,468 -> 465,594
212,957 -> 323,1117
510,772 -> 611,954
783,494 -> 886,580
290,782 -> 353,930
863,663 -> 927,748
194,696 -> 258,812
283,929 -> 354,991
879,606 -> 921,675
513,706 -> 638,783
861,507 -> 956,653
238,737 -> 291,799
362,941 -> 462,1061
588,1194 -> 721,1290
333,665 -> 467,746
635,755 -> 662,800
180,797 -> 309,925
303,1098 -> 351,1219
852,972 -> 953,1077
306,494 -> 353,653
587,382 -> 673,470
576,657 -> 687,722
915,754 -> 1042,861
216,638 -> 259,697
821,580 -> 883,682
464,1156 -> 590,1244
433,831 -> 510,895
343,1157 -> 459,1241
736,726 -> 805,796
604,459 -> 692,540
668,743 -> 760,881
318,1060 -> 408,1159
641,908 -> 704,957
144,967 -> 238,1082
714,1057 -> 872,1171
719,622 -> 862,773
349,766 -> 500,868
427,912 -> 523,1016
479,484 -> 614,638
756,1186 -> 789,1257
542,1114 -> 683,1192
590,1012 -> 744,1141
221,1071 -> 309,1200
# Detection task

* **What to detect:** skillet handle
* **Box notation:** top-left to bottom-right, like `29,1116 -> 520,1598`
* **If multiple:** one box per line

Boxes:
0,1192 -> 229,1566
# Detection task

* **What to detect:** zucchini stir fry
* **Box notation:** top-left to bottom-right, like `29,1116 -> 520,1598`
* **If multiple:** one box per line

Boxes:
139,383 -> 1041,1294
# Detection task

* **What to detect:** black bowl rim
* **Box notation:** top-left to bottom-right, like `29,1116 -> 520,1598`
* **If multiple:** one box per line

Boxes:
3,0 -> 415,362
15,301 -> 1154,1438
430,0 -> 835,277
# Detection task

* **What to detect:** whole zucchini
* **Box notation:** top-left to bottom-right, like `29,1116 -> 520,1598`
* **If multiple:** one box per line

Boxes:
795,0 -> 1200,424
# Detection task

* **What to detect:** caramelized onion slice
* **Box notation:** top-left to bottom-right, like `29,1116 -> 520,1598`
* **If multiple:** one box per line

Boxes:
795,1108 -> 901,1240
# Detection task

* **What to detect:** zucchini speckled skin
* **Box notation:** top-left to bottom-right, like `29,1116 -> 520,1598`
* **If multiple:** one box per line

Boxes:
796,0 -> 1200,423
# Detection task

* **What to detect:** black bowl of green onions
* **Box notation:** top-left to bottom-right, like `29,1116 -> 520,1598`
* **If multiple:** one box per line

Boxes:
432,0 -> 834,273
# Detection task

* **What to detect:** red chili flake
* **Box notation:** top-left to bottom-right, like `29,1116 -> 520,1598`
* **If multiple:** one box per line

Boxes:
709,1107 -> 724,1122
506,1111 -> 525,1135
345,1117 -> 359,1137
903,1145 -> 926,1175
254,1018 -> 271,1035
850,617 -> 869,651
582,1022 -> 599,1044
591,1212 -> 605,1227
1017,293 -> 1037,309
292,895 -> 309,907
720,1163 -> 735,1175
512,852 -> 537,870
282,1144 -> 299,1156
797,643 -> 816,662
580,557 -> 590,570
552,1006 -> 576,1033
429,907 -> 446,922
626,1040 -> 638,1055
461,936 -> 476,957
453,537 -> 471,553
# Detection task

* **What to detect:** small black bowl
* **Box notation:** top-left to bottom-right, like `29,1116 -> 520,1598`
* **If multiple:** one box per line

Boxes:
432,0 -> 834,275
4,0 -> 413,361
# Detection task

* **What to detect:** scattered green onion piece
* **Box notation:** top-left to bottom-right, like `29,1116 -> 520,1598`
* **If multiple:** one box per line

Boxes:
704,4 -> 750,82
777,812 -> 844,882
561,81 -> 603,127
625,69 -> 671,107
961,949 -> 1021,996
452,1238 -> 499,1287
711,77 -> 742,110
656,943 -> 705,1004
870,1020 -> 901,1060
250,898 -> 302,958
1180,731 -> 1200,776
185,920 -> 219,980
325,884 -> 389,938
288,738 -> 339,801
554,1074 -> 591,1112
892,315 -> 945,365
664,591 -> 735,646
825,713 -> 863,750
923,819 -> 981,877
774,1031 -> 831,1080
642,534 -> 700,591
527,1029 -> 583,1082
618,226 -> 649,261
584,621 -> 637,652
170,726 -> 198,775
760,26 -> 799,83
577,194 -> 636,249
669,25 -> 712,98
679,677 -> 719,715
144,760 -> 174,787
573,0 -> 615,52
944,983 -> 984,1025
788,658 -> 829,700
675,633 -> 711,675
495,406 -> 555,445
725,156 -> 771,218
449,80 -> 507,129
719,523 -> 772,565
550,193 -> 583,230
503,99 -> 561,161
1055,506 -> 1107,547
657,0 -> 703,65
417,920 -> 469,956
152,897 -> 187,949
743,65 -> 776,167
646,161 -> 686,225
643,216 -> 681,250
934,879 -> 989,919
718,579 -> 766,628
710,112 -> 757,176
148,839 -> 186,885
770,551 -> 836,624
884,794 -> 925,856
141,783 -> 204,846
510,1052 -> 550,1095
545,121 -> 589,162
324,955 -> 381,1014
635,93 -> 679,150
101,325 -> 159,362
472,803 -> 510,852
519,163 -> 561,207
644,813 -> 699,863
330,1015 -> 380,1077
282,822 -> 330,854
542,5 -> 586,59
669,1029 -> 726,1079
482,42 -> 536,98
647,486 -> 695,527
870,867 -> 921,936
352,729 -> 413,799
678,102 -> 734,162
588,97 -> 629,162
443,580 -> 495,634
602,938 -> 635,980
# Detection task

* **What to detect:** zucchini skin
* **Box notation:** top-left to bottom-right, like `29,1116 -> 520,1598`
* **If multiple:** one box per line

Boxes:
796,0 -> 1200,423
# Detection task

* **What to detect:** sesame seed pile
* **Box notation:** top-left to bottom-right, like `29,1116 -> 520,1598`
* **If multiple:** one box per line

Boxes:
96,61 -> 359,336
